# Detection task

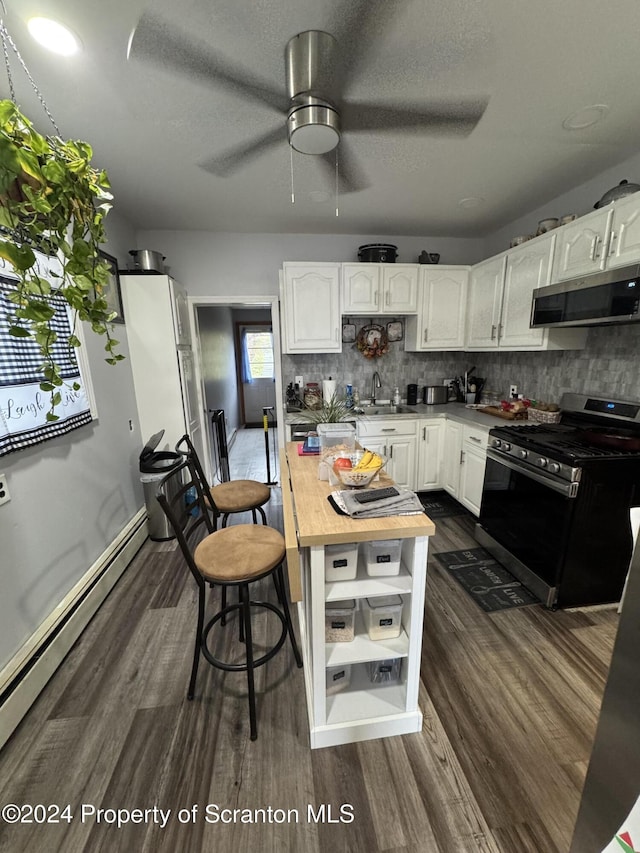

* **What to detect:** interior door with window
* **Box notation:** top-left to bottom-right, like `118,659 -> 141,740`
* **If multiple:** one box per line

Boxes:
239,323 -> 276,425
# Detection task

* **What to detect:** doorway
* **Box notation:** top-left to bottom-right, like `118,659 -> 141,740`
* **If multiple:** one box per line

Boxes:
191,297 -> 283,485
236,320 -> 276,427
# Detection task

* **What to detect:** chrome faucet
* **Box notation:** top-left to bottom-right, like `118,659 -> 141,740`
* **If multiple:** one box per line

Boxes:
370,371 -> 382,404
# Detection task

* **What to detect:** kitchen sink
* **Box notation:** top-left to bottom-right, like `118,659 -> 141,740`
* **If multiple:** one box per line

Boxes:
360,405 -> 417,416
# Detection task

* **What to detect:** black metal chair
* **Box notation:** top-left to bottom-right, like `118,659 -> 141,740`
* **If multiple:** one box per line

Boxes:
155,457 -> 302,741
175,434 -> 270,528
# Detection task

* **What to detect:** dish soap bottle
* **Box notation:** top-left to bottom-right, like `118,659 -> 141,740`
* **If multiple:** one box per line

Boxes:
393,386 -> 401,406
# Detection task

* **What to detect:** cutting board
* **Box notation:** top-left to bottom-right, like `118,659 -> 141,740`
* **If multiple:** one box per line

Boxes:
478,406 -> 528,421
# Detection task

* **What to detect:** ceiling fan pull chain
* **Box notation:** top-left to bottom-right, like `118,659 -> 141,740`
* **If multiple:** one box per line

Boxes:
335,148 -> 339,217
0,13 -> 60,136
290,145 -> 295,205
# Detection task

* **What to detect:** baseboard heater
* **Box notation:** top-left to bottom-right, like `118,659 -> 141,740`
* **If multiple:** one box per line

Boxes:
0,508 -> 148,750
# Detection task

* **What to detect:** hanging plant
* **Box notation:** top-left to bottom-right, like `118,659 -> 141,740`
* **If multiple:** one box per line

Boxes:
0,98 -> 121,419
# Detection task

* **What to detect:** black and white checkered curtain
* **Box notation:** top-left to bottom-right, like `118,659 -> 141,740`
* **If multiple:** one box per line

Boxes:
0,274 -> 92,456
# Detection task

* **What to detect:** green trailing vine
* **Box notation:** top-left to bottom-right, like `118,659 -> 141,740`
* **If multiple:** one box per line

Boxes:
0,99 -> 122,419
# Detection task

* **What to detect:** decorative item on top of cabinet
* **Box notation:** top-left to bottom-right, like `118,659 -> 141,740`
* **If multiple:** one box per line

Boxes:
342,263 -> 418,314
466,234 -> 587,352
405,266 -> 469,351
281,263 -> 341,353
552,190 -> 640,281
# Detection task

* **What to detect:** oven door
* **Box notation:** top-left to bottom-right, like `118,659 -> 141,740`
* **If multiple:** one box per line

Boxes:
477,450 -> 578,605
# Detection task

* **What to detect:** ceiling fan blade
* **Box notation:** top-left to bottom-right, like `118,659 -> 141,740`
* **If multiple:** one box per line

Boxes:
128,11 -> 288,113
317,141 -> 370,194
343,97 -> 490,137
329,0 -> 406,90
199,125 -> 287,176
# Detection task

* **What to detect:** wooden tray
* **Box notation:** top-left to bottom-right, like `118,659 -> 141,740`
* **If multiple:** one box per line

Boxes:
478,406 -> 528,421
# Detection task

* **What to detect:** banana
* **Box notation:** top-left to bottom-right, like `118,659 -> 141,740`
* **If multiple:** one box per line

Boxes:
355,450 -> 383,471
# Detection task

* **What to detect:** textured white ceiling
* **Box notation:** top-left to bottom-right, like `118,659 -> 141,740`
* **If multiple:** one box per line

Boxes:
3,0 -> 640,236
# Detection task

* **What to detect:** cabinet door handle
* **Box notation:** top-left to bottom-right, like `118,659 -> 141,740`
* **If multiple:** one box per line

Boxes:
608,230 -> 617,256
381,428 -> 396,433
498,323 -> 503,340
469,435 -> 482,443
491,324 -> 497,340
460,450 -> 465,465
423,327 -> 428,342
385,290 -> 390,306
374,290 -> 379,307
389,445 -> 393,459
589,235 -> 601,260
422,426 -> 426,441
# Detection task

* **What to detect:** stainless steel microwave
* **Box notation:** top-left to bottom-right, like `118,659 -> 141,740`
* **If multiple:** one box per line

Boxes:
531,264 -> 640,328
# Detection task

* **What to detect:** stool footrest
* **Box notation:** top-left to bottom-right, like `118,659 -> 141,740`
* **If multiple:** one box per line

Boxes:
201,600 -> 287,672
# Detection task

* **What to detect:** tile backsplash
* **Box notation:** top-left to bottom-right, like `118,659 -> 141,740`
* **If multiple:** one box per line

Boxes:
282,320 -> 640,405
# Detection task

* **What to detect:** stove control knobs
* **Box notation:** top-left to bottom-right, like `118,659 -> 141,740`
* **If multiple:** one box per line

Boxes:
491,438 -> 502,449
548,462 -> 560,474
537,456 -> 548,468
502,442 -> 512,452
519,449 -> 528,459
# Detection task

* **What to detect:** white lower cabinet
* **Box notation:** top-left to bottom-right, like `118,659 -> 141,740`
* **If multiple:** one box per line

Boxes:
416,419 -> 443,490
357,418 -> 418,490
441,421 -> 489,516
303,536 -> 429,748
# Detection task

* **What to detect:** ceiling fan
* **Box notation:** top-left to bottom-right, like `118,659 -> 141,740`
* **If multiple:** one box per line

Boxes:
128,3 -> 489,192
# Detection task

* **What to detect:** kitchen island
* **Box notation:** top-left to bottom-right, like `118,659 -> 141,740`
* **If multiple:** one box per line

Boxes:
281,443 -> 435,748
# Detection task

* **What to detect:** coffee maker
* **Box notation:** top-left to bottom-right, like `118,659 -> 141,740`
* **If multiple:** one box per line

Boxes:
406,384 -> 418,406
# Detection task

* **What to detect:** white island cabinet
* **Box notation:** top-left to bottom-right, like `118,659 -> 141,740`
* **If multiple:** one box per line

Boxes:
281,444 -> 435,749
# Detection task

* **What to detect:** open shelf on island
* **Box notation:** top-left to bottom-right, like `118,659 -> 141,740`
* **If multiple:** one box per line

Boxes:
325,610 -> 409,667
326,663 -> 408,725
324,557 -> 413,602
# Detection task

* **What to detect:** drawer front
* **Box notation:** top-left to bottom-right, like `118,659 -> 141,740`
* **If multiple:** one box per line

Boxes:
463,424 -> 489,449
358,418 -> 417,438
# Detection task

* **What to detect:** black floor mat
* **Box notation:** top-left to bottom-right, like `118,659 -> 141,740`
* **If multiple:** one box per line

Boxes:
419,492 -> 469,519
434,547 -> 540,612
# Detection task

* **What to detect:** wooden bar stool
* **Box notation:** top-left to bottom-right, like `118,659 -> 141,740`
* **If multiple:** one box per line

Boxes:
156,458 -> 302,741
176,434 -> 270,527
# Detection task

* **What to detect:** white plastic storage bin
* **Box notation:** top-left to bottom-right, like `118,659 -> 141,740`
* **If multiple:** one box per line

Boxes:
324,542 -> 359,582
325,599 -> 356,643
317,422 -> 356,454
365,538 -> 402,576
326,664 -> 352,695
362,595 -> 403,640
367,658 -> 403,684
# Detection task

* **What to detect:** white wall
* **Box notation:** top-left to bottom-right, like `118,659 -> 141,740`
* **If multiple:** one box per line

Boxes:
0,211 -> 143,672
136,232 -> 486,297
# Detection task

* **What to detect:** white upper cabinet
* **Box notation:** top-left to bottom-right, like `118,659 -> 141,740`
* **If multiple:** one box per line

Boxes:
405,266 -> 468,351
466,255 -> 506,349
551,207 -> 613,281
552,193 -> 640,281
281,263 -> 342,353
467,235 -> 587,351
342,264 -> 418,314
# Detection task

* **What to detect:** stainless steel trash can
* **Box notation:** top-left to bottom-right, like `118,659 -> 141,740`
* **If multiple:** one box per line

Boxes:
139,430 -> 182,541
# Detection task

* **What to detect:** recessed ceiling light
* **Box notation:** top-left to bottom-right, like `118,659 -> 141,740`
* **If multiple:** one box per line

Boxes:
562,104 -> 609,131
27,17 -> 81,56
458,197 -> 484,209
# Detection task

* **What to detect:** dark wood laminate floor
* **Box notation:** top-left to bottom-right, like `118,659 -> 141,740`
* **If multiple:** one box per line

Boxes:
0,431 -> 619,853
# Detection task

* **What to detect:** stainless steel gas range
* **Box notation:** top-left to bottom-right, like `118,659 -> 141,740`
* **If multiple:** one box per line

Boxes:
476,393 -> 640,608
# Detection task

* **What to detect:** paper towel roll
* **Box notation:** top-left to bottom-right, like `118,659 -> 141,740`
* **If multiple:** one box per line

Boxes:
322,379 -> 336,401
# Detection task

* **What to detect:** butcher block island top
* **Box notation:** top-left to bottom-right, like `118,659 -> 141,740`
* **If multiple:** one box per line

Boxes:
283,443 -> 435,546
280,443 -> 435,749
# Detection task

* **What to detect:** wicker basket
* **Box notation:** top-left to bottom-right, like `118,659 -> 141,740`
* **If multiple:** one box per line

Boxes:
527,407 -> 561,424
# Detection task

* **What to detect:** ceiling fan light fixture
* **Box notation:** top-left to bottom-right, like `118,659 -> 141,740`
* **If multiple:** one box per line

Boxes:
288,104 -> 340,154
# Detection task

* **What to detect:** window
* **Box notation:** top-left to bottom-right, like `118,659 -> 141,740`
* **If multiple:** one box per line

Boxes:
244,330 -> 274,380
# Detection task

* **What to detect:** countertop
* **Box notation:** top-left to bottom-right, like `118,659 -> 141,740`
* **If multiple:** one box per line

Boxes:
284,402 -> 528,430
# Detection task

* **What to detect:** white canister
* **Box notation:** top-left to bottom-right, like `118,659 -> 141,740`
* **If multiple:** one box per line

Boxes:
322,378 -> 336,401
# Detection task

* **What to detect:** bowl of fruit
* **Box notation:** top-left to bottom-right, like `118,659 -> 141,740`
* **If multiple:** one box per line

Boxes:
330,449 -> 386,488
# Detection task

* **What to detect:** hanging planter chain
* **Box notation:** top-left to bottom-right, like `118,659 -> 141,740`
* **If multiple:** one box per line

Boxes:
0,6 -> 60,135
